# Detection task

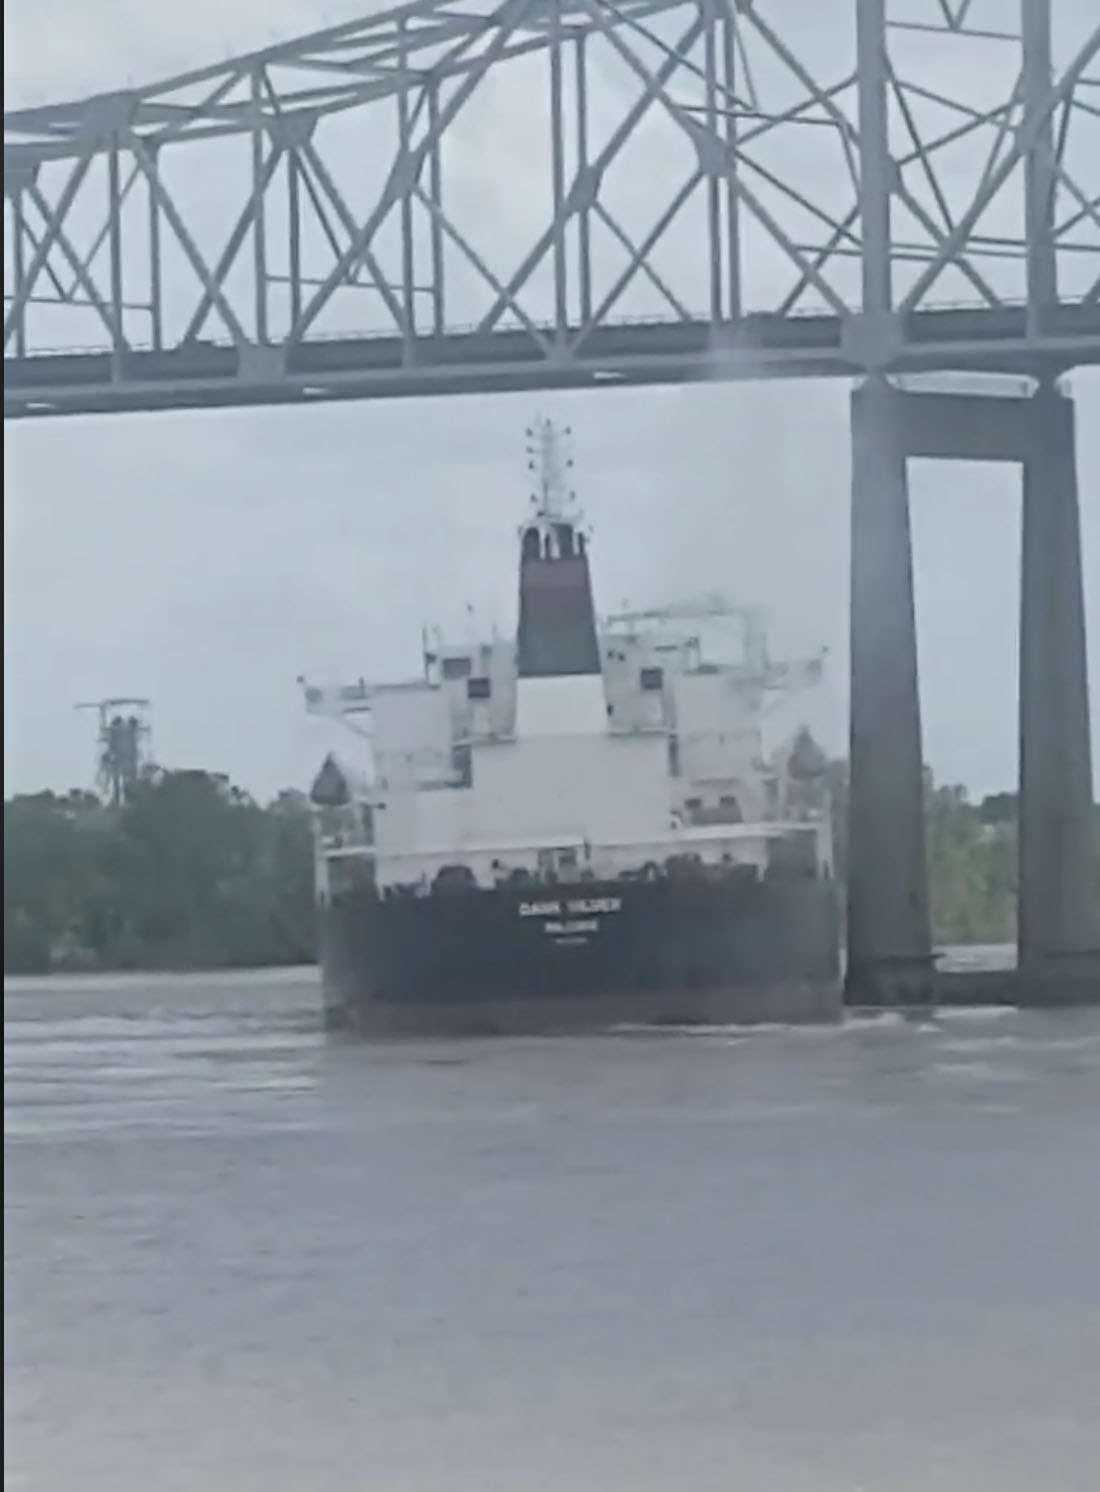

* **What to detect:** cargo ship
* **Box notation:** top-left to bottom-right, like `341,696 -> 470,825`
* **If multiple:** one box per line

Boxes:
302,420 -> 841,1035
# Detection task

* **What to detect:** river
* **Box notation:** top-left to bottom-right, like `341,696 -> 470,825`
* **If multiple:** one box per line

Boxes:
5,965 -> 1099,1491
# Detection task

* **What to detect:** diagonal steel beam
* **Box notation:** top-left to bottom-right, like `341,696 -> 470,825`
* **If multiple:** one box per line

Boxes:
713,76 -> 857,151
886,61 -> 1003,309
180,140 -> 285,343
734,150 -> 860,254
776,204 -> 859,315
410,181 -> 554,354
728,169 -> 851,315
900,24 -> 1100,314
1053,195 -> 1100,240
594,0 -> 751,113
581,0 -> 850,315
592,201 -> 692,319
295,146 -> 347,266
571,172 -> 701,351
288,0 -> 535,346
893,180 -> 1003,307
144,68 -> 250,152
740,5 -> 858,151
13,213 -> 70,305
475,10 -> 706,335
1028,124 -> 1100,252
25,182 -> 122,347
889,68 -> 955,235
49,158 -> 141,303
3,151 -> 92,347
127,133 -> 251,348
298,140 -> 410,337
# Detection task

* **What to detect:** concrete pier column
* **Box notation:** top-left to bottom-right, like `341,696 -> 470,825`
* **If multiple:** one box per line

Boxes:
846,376 -> 934,1003
1018,383 -> 1100,978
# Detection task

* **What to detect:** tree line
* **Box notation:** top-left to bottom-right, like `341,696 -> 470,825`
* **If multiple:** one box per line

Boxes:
828,765 -> 1020,948
5,764 -> 1095,974
4,770 -> 315,974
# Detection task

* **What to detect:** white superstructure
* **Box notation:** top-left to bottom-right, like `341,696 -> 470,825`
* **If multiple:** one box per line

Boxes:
303,421 -> 833,899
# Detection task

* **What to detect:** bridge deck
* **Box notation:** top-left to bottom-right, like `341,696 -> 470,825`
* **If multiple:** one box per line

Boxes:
6,304 -> 1100,419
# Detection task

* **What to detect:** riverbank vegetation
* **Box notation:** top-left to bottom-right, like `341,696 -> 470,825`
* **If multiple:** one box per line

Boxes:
4,771 -> 314,975
5,766 -> 1095,974
827,765 -> 1026,949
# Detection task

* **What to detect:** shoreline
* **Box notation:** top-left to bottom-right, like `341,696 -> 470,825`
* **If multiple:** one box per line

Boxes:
4,943 -> 1018,985
3,964 -> 319,995
12,947 -> 1096,1011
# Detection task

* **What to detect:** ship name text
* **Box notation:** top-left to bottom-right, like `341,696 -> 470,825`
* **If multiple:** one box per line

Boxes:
518,896 -> 623,918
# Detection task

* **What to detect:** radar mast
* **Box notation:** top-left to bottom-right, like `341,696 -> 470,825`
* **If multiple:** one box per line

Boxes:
525,416 -> 582,525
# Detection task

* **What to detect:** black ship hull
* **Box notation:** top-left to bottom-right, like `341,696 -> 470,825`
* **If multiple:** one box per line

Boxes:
319,874 -> 842,1036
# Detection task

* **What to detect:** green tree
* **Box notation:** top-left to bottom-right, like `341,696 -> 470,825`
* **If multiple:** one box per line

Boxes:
4,772 -> 316,974
828,763 -> 1028,947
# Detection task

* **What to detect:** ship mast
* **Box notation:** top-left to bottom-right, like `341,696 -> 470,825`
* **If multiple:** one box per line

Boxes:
525,416 -> 581,525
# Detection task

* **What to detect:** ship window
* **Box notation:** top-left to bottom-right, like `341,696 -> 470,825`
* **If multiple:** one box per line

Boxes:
640,666 -> 664,692
720,794 -> 743,823
467,676 -> 492,701
442,655 -> 472,680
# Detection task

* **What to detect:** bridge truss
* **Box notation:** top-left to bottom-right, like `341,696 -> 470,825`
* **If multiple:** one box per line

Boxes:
4,0 -> 1099,419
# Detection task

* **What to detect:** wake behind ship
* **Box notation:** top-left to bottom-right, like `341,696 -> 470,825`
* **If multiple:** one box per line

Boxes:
302,421 -> 841,1035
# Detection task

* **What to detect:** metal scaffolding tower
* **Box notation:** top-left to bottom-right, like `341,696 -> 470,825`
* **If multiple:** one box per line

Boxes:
4,0 -> 1099,418
76,697 -> 153,805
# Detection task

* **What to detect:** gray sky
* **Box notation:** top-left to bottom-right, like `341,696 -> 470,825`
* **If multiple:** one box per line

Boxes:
4,0 -> 1099,803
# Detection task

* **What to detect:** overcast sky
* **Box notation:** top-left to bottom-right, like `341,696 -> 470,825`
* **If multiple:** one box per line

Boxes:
4,0 -> 1098,803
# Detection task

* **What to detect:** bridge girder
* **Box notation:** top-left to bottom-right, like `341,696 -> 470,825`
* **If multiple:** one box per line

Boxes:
4,0 -> 1099,419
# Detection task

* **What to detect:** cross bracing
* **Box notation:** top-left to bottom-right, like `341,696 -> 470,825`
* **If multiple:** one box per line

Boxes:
4,0 -> 1099,418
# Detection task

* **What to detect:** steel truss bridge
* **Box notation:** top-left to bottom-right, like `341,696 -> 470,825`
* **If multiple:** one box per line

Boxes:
3,0 -> 1099,420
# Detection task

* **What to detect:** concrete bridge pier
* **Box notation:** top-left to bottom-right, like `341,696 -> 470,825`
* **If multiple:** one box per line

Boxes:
1018,383 -> 1100,985
845,376 -> 934,1003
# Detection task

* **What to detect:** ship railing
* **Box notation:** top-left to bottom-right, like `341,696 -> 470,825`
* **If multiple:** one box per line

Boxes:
366,819 -> 825,864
